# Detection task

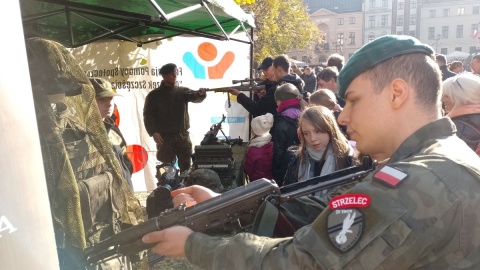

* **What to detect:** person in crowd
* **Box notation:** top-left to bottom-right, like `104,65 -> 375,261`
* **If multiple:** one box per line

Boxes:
26,38 -> 144,269
436,53 -> 456,81
317,66 -> 345,108
143,63 -> 206,174
471,54 -> 480,75
273,55 -> 305,97
142,35 -> 480,269
448,60 -> 464,73
272,83 -> 306,185
283,106 -> 356,195
300,66 -> 317,94
291,63 -> 302,76
91,77 -> 134,189
243,113 -> 274,182
229,56 -> 278,118
308,88 -> 342,112
327,53 -> 345,72
314,66 -> 323,76
442,73 -> 480,154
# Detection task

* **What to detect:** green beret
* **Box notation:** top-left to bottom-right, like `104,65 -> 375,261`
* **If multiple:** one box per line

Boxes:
338,35 -> 434,99
160,63 -> 177,75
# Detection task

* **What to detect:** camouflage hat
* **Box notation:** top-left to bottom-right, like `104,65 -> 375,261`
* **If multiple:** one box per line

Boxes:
186,169 -> 224,193
159,63 -> 177,75
338,35 -> 434,99
89,77 -> 122,98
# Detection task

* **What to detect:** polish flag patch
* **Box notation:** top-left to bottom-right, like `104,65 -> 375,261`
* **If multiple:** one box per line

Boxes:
374,166 -> 408,187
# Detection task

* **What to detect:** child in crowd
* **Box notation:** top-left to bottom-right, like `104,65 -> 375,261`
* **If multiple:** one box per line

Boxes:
283,105 -> 357,199
243,113 -> 274,182
272,83 -> 307,185
308,88 -> 342,112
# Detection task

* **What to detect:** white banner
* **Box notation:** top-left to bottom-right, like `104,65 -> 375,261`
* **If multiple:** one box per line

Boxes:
72,35 -> 251,191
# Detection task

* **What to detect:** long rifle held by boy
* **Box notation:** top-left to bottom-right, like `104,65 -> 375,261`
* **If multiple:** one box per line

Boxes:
84,157 -> 374,265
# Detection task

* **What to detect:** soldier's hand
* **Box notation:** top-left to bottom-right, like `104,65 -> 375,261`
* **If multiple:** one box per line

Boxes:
171,185 -> 220,205
152,133 -> 163,144
256,89 -> 267,98
198,88 -> 207,96
228,88 -> 240,96
172,192 -> 197,207
143,225 -> 192,258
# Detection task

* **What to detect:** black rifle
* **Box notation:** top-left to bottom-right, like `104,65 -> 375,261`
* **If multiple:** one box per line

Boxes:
201,114 -> 226,145
84,157 -> 374,265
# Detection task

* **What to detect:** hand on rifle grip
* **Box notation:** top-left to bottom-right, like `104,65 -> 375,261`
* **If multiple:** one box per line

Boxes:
142,225 -> 193,258
198,88 -> 207,96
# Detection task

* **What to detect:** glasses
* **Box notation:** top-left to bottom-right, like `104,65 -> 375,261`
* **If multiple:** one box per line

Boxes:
452,76 -> 464,91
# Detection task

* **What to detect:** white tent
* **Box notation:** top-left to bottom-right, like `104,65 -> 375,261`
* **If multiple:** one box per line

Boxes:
290,58 -> 307,67
446,51 -> 470,60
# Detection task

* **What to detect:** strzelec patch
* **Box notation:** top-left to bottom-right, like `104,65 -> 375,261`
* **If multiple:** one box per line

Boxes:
327,208 -> 364,252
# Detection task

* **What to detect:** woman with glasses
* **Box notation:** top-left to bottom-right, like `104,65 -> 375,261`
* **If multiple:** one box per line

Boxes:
442,73 -> 480,154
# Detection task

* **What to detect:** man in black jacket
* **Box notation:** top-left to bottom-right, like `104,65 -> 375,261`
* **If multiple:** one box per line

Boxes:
300,66 -> 317,94
229,56 -> 278,118
436,54 -> 456,81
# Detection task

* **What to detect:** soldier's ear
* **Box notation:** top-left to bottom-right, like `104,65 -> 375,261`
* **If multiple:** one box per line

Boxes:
389,79 -> 409,109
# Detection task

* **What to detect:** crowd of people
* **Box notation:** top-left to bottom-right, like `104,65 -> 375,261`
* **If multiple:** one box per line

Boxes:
25,33 -> 480,269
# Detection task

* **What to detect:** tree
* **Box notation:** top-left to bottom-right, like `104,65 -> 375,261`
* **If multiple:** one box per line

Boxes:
240,0 -> 322,65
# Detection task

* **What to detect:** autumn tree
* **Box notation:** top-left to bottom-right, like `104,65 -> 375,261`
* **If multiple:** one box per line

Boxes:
239,0 -> 322,65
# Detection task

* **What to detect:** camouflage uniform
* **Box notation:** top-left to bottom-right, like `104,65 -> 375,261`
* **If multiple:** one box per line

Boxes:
143,81 -> 206,171
184,118 -> 480,269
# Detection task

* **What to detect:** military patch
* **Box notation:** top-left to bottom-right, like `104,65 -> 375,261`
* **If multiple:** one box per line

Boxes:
329,194 -> 371,210
327,208 -> 364,252
373,166 -> 408,187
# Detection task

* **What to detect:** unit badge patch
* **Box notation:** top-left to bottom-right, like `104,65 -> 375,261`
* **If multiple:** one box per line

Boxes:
327,208 -> 364,252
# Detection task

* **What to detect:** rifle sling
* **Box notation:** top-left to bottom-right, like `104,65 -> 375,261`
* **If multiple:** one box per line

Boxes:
251,199 -> 279,237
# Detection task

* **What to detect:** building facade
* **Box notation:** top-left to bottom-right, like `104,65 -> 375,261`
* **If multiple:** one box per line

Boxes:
364,0 -> 393,43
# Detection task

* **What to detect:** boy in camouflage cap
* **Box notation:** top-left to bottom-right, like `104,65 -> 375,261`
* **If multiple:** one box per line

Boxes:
142,35 -> 480,269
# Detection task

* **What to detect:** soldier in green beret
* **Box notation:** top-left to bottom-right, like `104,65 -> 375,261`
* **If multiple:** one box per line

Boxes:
143,63 -> 207,174
142,36 -> 480,269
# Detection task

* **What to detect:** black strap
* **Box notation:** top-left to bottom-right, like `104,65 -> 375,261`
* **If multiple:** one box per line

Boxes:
455,119 -> 480,136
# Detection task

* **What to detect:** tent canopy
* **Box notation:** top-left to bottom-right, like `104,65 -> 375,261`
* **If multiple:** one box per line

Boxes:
446,51 -> 470,60
20,0 -> 255,48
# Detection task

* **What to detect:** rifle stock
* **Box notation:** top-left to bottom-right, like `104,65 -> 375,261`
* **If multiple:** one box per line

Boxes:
84,157 -> 374,265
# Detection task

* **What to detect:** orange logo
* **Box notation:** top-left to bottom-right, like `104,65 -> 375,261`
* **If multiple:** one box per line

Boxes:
183,42 -> 235,79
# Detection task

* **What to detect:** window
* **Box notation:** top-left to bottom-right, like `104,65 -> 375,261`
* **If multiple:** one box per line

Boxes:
474,6 -> 480,14
442,26 -> 449,38
411,1 -> 416,9
428,27 -> 435,39
369,16 -> 375,28
455,47 -> 462,51
456,25 -> 463,38
338,18 -> 344,25
470,46 -> 477,53
349,17 -> 355,24
337,33 -> 344,45
409,30 -> 416,37
369,0 -> 375,8
349,32 -> 355,45
319,55 -> 327,63
458,7 -> 465,15
382,0 -> 388,7
398,2 -> 404,9
302,56 -> 308,63
429,10 -> 436,18
472,24 -> 478,35
410,14 -> 416,25
440,48 -> 448,55
381,15 -> 388,27
368,33 -> 375,42
443,9 -> 449,17
397,31 -> 403,35
397,15 -> 404,26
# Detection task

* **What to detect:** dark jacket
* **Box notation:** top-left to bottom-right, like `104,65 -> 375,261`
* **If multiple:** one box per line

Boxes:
143,81 -> 206,136
236,81 -> 278,118
272,110 -> 301,185
301,73 -> 317,93
451,113 -> 480,153
440,65 -> 456,81
278,73 -> 305,93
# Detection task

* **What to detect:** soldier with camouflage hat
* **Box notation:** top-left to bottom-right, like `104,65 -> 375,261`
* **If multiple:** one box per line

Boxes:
142,35 -> 480,269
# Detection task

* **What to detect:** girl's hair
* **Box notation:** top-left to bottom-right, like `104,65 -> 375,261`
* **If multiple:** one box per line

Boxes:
448,61 -> 463,72
295,106 -> 352,176
308,89 -> 337,110
442,73 -> 480,109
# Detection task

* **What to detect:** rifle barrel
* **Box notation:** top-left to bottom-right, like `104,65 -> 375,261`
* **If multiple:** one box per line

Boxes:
203,85 -> 265,93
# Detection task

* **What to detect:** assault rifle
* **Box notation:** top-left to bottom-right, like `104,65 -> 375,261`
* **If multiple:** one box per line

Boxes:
201,114 -> 226,145
84,157 -> 374,265
203,84 -> 265,107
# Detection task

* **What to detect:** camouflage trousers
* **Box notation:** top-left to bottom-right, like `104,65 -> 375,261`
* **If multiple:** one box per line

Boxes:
156,131 -> 192,172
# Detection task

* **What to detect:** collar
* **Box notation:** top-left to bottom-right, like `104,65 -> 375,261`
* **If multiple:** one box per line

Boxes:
388,118 -> 456,164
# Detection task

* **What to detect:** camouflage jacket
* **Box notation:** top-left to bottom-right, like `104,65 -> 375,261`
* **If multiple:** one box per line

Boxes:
185,118 -> 480,269
143,81 -> 205,136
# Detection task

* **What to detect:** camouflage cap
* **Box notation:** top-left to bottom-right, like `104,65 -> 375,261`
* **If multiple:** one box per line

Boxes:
90,77 -> 122,98
338,35 -> 434,99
